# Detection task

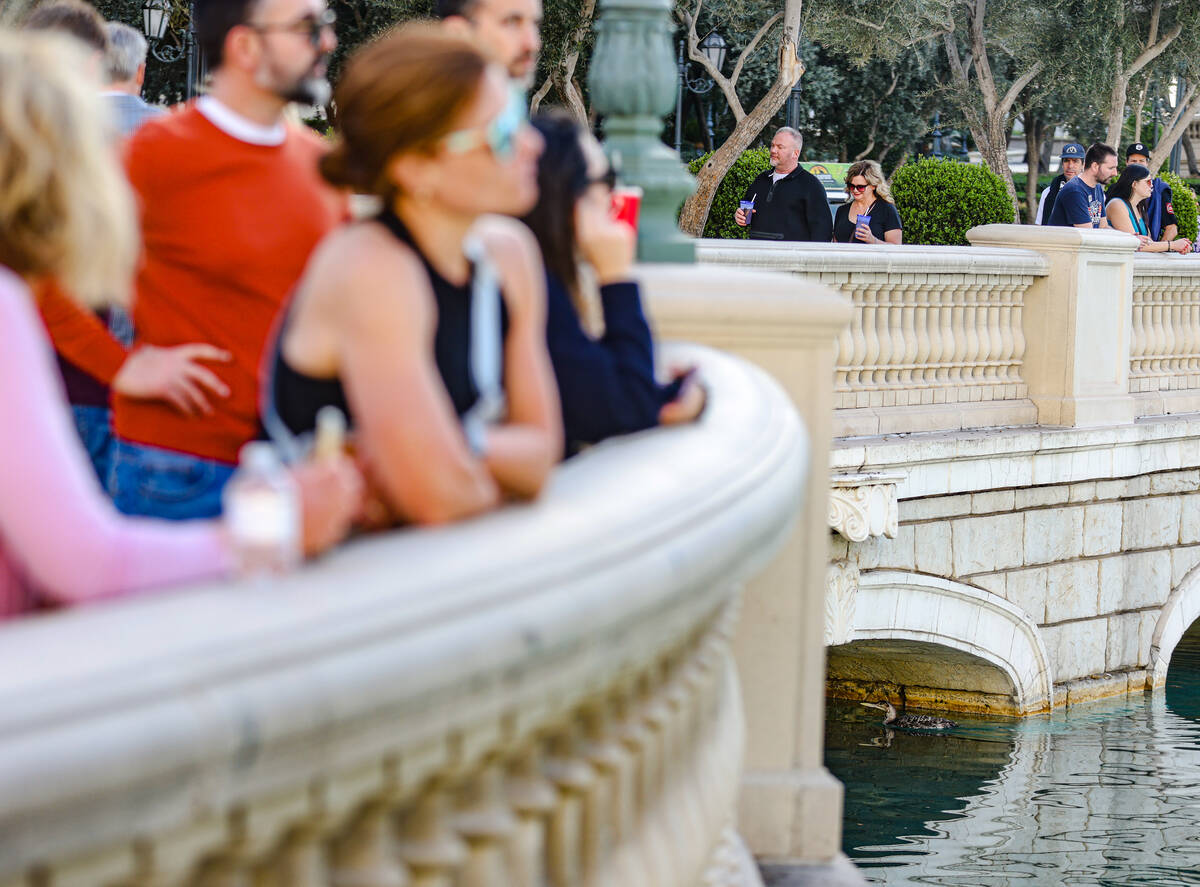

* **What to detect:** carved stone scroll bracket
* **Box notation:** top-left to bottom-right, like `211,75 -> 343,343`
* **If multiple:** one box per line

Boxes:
824,560 -> 860,648
828,472 -> 904,542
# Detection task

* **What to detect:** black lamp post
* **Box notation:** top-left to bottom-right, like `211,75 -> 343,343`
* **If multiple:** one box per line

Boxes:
931,111 -> 944,158
142,0 -> 200,99
673,30 -> 725,156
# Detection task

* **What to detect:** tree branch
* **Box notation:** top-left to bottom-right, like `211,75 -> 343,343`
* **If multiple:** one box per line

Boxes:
998,61 -> 1044,119
1125,22 -> 1182,79
1150,83 -> 1200,173
728,12 -> 783,88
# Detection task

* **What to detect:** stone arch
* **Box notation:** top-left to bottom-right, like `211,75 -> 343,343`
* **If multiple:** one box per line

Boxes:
826,567 -> 1054,715
1148,562 -> 1200,686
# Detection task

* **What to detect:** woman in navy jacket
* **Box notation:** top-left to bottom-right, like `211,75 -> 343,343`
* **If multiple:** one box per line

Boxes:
522,112 -> 705,457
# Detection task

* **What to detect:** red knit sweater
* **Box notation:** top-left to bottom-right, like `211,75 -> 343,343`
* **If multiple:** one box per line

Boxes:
113,106 -> 344,464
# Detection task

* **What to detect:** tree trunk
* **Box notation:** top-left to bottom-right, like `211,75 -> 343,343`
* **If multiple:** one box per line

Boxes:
1184,132 -> 1199,176
1024,111 -> 1043,225
977,121 -> 1021,220
677,40 -> 803,236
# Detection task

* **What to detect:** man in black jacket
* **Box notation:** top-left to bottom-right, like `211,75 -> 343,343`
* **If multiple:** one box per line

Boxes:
1035,142 -> 1084,225
734,127 -> 832,242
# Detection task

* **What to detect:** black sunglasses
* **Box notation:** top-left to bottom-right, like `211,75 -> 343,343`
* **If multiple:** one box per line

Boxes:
586,167 -> 618,190
847,182 -> 870,192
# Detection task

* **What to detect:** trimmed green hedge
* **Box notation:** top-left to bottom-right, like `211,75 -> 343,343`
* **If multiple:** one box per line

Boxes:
891,157 -> 1014,245
1161,171 -> 1199,243
687,149 -> 770,239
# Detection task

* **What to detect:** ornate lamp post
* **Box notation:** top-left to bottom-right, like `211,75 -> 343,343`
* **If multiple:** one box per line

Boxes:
142,0 -> 200,100
672,30 -> 726,156
591,0 -> 697,263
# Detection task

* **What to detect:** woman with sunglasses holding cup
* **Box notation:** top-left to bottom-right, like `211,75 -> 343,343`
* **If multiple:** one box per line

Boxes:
833,160 -> 903,245
267,25 -> 561,526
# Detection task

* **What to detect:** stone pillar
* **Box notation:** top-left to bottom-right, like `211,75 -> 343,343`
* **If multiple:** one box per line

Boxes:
968,224 -> 1138,427
638,264 -> 853,867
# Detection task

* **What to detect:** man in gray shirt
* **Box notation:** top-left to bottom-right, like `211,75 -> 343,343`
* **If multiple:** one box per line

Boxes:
101,22 -> 164,137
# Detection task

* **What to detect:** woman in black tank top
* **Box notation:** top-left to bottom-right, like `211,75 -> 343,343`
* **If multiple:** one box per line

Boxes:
264,25 -> 560,526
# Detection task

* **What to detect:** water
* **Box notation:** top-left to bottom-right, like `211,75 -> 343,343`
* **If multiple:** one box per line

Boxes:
826,629 -> 1200,885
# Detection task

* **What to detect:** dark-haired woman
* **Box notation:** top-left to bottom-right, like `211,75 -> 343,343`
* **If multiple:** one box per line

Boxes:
522,112 -> 705,456
267,25 -> 561,526
1106,164 -> 1191,253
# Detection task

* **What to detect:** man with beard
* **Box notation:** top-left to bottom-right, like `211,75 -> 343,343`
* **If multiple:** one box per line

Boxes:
734,127 -> 832,242
107,0 -> 346,519
1035,142 -> 1083,225
435,0 -> 542,88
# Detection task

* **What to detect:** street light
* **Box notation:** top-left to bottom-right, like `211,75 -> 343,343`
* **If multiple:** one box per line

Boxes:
141,0 -> 200,99
674,30 -> 725,156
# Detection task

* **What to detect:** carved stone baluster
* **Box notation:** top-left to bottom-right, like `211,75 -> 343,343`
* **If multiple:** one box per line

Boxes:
1163,289 -> 1179,381
1150,298 -> 1167,377
192,810 -> 254,887
1010,292 -> 1027,392
935,285 -> 954,386
624,677 -> 676,887
875,282 -> 896,391
961,284 -> 982,390
835,306 -> 854,400
452,759 -> 520,887
1190,294 -> 1200,374
996,289 -> 1016,387
579,703 -> 636,887
395,785 -> 468,887
860,285 -> 881,399
1130,288 -> 1147,384
543,727 -> 597,887
505,744 -> 558,887
948,283 -> 968,391
257,824 -> 331,887
607,688 -> 656,887
847,285 -> 868,393
899,282 -> 919,389
911,284 -> 932,394
331,799 -> 409,887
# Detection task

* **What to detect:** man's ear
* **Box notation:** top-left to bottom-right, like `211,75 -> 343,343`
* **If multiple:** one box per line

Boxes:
135,62 -> 146,90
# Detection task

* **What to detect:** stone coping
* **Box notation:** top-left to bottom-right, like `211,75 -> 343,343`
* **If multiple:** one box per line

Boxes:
1132,252 -> 1200,275
0,343 -> 808,878
696,238 -> 1048,276
832,414 -> 1200,500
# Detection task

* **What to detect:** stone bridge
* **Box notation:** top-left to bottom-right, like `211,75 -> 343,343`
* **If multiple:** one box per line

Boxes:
698,226 -> 1200,719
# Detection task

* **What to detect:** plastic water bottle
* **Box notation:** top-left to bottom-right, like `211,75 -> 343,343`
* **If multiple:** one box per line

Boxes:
223,442 -> 300,577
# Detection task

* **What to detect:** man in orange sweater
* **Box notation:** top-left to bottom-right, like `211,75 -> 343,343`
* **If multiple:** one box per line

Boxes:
108,0 -> 344,519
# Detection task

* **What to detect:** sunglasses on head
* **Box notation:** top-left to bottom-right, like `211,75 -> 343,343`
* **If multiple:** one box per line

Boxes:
247,8 -> 336,49
442,86 -> 527,161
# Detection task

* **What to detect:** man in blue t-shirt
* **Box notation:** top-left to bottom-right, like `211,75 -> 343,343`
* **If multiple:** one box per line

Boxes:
1048,142 -> 1119,228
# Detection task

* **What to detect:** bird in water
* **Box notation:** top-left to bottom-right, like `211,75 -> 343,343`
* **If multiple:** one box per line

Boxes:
861,700 -> 956,731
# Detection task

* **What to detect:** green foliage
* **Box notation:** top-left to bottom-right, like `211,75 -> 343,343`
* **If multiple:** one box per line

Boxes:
890,157 -> 1014,245
1161,171 -> 1199,243
685,148 -> 771,238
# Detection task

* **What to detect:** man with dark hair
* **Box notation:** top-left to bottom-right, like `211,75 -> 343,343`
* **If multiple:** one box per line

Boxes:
107,0 -> 346,519
1036,143 -> 1083,225
733,127 -> 832,242
1048,142 -> 1119,229
23,0 -> 107,55
1123,142 -> 1188,251
436,0 -> 541,86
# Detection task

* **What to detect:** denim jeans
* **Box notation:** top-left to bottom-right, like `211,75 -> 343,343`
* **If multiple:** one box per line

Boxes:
107,438 -> 236,520
71,405 -> 114,487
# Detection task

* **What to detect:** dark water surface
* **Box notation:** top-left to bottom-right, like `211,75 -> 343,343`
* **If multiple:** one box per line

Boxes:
825,630 -> 1200,885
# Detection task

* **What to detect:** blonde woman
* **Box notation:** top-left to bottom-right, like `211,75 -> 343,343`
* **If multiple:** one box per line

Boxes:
833,160 -> 903,244
0,32 -> 359,619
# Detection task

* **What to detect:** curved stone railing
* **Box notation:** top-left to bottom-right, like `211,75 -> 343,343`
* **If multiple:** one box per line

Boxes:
696,240 -> 1047,436
1130,254 -> 1200,415
0,344 -> 806,887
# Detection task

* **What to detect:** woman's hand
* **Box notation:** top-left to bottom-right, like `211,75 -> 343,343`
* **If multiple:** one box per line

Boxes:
854,221 -> 876,244
659,368 -> 706,425
293,455 -> 364,557
577,198 -> 636,285
1171,238 -> 1192,254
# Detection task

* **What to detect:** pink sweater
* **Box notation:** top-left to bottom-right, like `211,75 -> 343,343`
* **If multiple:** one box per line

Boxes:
0,267 -> 232,619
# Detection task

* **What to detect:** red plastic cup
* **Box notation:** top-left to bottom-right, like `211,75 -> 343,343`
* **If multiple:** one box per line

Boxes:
611,186 -> 643,232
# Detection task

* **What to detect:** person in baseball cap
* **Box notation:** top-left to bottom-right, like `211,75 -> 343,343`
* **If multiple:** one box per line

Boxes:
1036,142 -> 1085,225
1119,142 -> 1190,251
